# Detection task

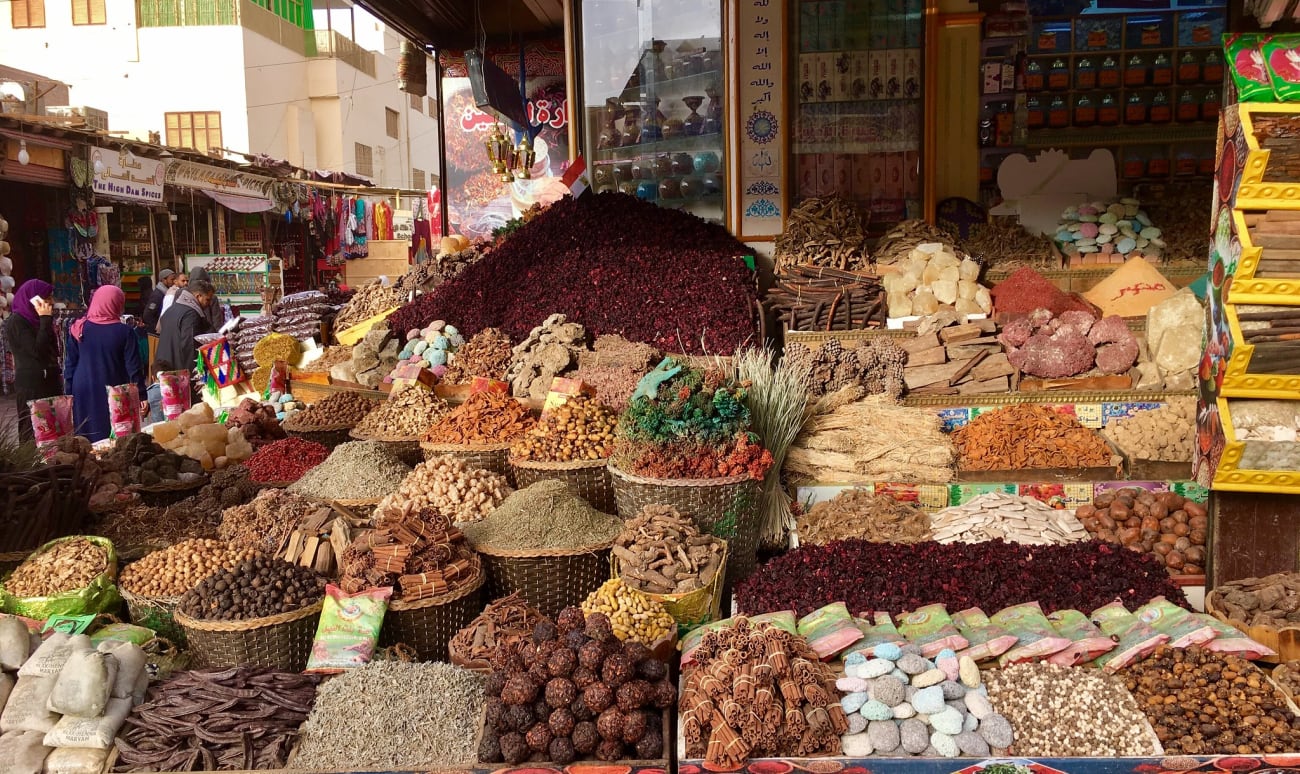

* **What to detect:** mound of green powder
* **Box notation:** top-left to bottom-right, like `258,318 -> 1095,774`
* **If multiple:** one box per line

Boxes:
462,480 -> 621,550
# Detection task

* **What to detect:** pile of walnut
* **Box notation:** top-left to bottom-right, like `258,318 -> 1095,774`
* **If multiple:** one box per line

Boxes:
1075,488 -> 1207,575
510,395 -> 618,463
613,505 -> 725,595
681,617 -> 846,767
478,608 -> 674,765
508,314 -> 589,400
1211,573 -> 1300,628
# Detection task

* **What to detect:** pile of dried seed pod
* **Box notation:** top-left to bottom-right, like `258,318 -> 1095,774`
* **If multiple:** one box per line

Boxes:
450,593 -> 548,669
285,391 -> 379,429
353,386 -> 452,438
510,395 -> 618,462
1102,399 -> 1196,462
340,507 -> 481,600
929,493 -> 1088,545
681,617 -> 845,766
1211,572 -> 1300,627
115,668 -> 321,771
120,539 -> 261,598
177,555 -> 326,620
423,390 -> 536,445
288,441 -> 412,501
796,490 -> 932,545
952,404 -> 1117,471
1274,660 -> 1300,701
1123,646 -> 1300,755
376,455 -> 511,523
581,579 -> 676,647
220,488 -> 324,554
291,661 -> 486,770
3,537 -> 109,597
984,662 -> 1159,756
612,505 -> 725,594
443,327 -> 514,383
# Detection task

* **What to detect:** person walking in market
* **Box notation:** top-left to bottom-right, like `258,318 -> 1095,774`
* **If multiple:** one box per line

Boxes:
141,268 -> 175,332
158,272 -> 188,328
156,279 -> 215,378
63,285 -> 147,443
188,267 -> 226,332
3,279 -> 62,442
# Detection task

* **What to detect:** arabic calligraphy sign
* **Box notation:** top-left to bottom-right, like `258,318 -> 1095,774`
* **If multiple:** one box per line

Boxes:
163,159 -> 277,200
734,0 -> 785,238
91,146 -> 164,204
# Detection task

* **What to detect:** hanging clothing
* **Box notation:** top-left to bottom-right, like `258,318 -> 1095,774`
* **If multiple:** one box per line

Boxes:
374,201 -> 394,240
64,322 -> 144,443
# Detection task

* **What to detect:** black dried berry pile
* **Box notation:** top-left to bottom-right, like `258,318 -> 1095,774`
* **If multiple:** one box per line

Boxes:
177,556 -> 326,621
479,607 -> 674,765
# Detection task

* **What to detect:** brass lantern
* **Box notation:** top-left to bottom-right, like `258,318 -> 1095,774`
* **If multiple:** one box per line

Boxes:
485,122 -> 512,181
512,134 -> 536,180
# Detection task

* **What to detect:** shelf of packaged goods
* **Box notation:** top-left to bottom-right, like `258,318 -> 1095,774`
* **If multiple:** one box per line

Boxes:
1212,397 -> 1300,495
1026,122 -> 1216,149
594,133 -> 723,157
1218,303 -> 1300,398
1231,102 -> 1300,209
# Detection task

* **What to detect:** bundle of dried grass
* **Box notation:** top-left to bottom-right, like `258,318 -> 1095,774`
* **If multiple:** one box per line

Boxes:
783,388 -> 957,484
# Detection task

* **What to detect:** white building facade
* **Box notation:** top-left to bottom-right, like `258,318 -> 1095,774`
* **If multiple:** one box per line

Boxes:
0,0 -> 440,188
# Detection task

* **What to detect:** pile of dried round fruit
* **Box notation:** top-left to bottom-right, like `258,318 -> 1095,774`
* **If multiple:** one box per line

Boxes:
510,395 -> 618,463
286,392 -> 378,429
120,539 -> 260,598
1075,488 -> 1207,575
177,556 -> 326,621
478,608 -> 674,765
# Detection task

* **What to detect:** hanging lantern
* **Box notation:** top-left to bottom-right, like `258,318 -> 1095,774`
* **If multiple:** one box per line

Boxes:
511,135 -> 536,180
397,39 -> 428,97
484,122 -> 513,182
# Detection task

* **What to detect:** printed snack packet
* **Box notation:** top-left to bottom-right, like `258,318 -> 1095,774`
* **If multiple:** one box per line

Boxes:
1225,33 -> 1275,102
1262,34 -> 1300,102
952,607 -> 1018,662
1090,600 -> 1170,673
305,584 -> 392,674
264,360 -> 289,400
797,602 -> 864,660
1135,596 -> 1217,649
843,612 -> 908,660
28,396 -> 74,458
156,371 -> 192,421
1199,614 -> 1277,659
106,384 -> 141,440
898,604 -> 969,657
992,602 -> 1073,665
1046,608 -> 1116,666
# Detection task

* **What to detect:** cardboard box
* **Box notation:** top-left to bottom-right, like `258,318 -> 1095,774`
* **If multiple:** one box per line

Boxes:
868,51 -> 887,99
834,52 -> 852,101
800,2 -> 820,51
834,154 -> 854,193
815,53 -> 834,102
799,54 -> 817,103
885,153 -> 905,199
903,49 -> 921,100
850,51 -> 869,100
886,49 -> 903,99
798,153 -> 821,196
852,154 -> 873,199
903,150 -> 921,199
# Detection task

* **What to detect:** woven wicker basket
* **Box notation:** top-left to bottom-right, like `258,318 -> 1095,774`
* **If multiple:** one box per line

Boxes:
174,600 -> 322,670
612,542 -> 728,634
350,428 -> 423,465
380,567 -> 485,661
476,541 -> 611,618
0,462 -> 93,553
282,421 -> 355,449
120,587 -> 186,646
1206,588 -> 1300,664
608,464 -> 762,588
421,442 -> 514,483
509,457 -> 615,513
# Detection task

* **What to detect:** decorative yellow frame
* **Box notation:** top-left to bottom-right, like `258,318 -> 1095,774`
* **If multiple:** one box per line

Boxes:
1212,397 -> 1300,494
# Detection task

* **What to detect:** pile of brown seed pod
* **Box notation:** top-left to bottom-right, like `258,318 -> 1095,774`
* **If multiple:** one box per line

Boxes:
510,395 -> 618,463
444,328 -> 514,383
354,386 -> 452,439
612,505 -> 725,594
1123,646 -> 1300,755
120,539 -> 260,598
450,593 -> 548,669
177,556 -> 326,621
286,392 -> 378,429
984,662 -> 1159,757
797,490 -> 932,545
4,537 -> 109,597
376,455 -> 511,524
219,488 -> 324,554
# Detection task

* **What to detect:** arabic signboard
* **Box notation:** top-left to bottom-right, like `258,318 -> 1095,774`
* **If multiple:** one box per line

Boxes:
164,159 -> 277,200
91,146 -> 165,204
733,0 -> 786,239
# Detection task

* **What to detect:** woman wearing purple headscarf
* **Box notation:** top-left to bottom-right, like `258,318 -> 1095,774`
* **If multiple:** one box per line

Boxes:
2,279 -> 61,442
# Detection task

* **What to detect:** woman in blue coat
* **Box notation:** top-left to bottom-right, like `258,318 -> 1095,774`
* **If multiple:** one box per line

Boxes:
64,285 -> 146,442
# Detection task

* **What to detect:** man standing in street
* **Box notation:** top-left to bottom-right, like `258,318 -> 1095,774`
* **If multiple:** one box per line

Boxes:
142,268 -> 175,332
159,272 -> 189,327
156,279 -> 214,378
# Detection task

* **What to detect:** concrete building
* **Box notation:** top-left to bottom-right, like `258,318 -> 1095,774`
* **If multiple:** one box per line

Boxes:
0,0 -> 439,188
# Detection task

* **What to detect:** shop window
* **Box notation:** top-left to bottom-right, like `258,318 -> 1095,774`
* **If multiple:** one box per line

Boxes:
71,0 -> 105,24
410,93 -> 423,112
11,0 -> 46,28
355,143 -> 373,177
385,108 -> 400,139
427,97 -> 437,119
412,168 -> 426,190
165,111 -> 222,155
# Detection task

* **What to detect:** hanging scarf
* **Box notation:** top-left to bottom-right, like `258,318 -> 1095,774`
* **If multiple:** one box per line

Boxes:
71,285 -> 124,341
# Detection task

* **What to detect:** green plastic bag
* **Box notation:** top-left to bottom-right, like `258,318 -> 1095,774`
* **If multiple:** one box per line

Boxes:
0,537 -> 121,619
1225,33 -> 1274,103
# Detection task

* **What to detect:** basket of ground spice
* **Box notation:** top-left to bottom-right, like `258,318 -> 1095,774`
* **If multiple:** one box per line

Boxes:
509,394 -> 617,512
461,480 -> 622,616
282,391 -> 379,449
421,390 -> 536,482
287,441 -> 412,506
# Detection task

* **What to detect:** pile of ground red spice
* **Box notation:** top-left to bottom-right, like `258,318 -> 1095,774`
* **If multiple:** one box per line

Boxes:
990,267 -> 1097,317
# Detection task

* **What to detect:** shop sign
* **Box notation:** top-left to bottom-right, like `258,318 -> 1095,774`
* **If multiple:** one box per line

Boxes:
90,147 -> 165,203
392,209 -> 414,241
164,159 -> 276,199
735,0 -> 786,238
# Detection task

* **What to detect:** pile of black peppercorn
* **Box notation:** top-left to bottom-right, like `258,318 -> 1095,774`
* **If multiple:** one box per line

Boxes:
177,556 -> 326,621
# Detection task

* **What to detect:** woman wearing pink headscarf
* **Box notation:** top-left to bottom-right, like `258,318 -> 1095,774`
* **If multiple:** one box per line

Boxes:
64,285 -> 145,442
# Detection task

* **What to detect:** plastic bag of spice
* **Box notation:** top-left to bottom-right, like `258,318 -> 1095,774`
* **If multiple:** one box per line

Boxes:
842,611 -> 907,660
1198,613 -> 1276,659
1089,601 -> 1170,673
796,602 -> 863,660
992,602 -> 1072,665
898,604 -> 969,657
1262,34 -> 1300,101
106,384 -> 141,440
1134,596 -> 1217,649
1046,608 -> 1115,666
951,607 -> 1018,661
305,584 -> 392,674
1226,33 -> 1275,102
156,371 -> 192,421
28,396 -> 73,458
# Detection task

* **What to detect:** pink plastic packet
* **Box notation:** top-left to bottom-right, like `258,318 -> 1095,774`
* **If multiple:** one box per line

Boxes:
1090,601 -> 1170,673
1046,608 -> 1116,666
1135,596 -> 1217,649
28,396 -> 74,456
952,607 -> 1018,662
106,384 -> 141,439
993,602 -> 1073,665
899,604 -> 969,657
797,602 -> 863,660
843,612 -> 907,660
1199,614 -> 1276,659
157,371 -> 192,421
266,360 -> 289,398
